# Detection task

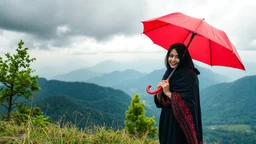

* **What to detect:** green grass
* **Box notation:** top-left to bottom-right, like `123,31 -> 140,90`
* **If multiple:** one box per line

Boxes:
0,120 -> 159,144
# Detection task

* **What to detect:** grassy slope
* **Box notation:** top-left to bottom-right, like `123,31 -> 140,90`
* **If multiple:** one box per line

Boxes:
0,120 -> 159,144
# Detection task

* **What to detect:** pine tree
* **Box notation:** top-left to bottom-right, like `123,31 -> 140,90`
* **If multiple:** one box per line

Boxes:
124,93 -> 157,138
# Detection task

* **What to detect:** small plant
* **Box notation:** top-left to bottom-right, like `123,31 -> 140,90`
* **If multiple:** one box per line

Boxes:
124,94 -> 158,139
32,115 -> 50,127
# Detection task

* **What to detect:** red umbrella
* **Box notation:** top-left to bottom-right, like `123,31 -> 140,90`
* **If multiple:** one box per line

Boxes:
142,12 -> 246,94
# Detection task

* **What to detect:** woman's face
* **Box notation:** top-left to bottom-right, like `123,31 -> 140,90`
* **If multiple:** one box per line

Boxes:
168,49 -> 180,68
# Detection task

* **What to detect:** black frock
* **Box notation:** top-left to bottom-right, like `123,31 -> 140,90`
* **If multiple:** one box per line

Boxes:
154,67 -> 203,144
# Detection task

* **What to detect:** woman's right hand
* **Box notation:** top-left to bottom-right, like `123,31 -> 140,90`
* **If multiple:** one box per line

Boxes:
155,81 -> 163,102
157,80 -> 164,94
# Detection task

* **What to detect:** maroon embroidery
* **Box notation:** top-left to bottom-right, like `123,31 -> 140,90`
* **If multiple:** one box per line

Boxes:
171,92 -> 201,144
161,96 -> 171,106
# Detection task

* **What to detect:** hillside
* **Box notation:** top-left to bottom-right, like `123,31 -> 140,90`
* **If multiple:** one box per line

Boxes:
36,95 -> 126,128
201,75 -> 256,125
32,78 -> 132,128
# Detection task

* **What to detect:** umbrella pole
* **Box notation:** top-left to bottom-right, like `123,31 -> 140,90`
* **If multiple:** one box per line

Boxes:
167,65 -> 178,80
187,32 -> 196,48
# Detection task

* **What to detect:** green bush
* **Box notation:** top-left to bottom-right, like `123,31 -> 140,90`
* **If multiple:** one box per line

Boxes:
124,94 -> 158,138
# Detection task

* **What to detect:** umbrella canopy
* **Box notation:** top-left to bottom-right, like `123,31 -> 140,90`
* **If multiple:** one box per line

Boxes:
142,12 -> 246,94
142,12 -> 245,70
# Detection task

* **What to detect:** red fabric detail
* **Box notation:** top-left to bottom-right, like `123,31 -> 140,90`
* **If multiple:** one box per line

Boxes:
161,96 -> 171,107
172,92 -> 201,144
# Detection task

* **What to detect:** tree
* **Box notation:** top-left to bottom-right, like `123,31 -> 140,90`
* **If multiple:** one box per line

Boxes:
0,40 -> 40,121
124,93 -> 158,138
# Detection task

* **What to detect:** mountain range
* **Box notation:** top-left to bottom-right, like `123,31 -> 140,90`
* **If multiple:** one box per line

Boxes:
51,60 -> 230,94
51,60 -> 255,82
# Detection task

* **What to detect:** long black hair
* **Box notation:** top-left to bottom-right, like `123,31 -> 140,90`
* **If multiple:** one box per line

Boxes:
164,43 -> 195,70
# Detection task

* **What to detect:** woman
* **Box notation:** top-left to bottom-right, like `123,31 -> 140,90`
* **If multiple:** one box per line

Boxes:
154,43 -> 203,144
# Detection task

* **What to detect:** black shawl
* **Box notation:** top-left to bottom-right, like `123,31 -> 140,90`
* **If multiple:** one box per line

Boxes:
155,43 -> 203,144
157,67 -> 203,144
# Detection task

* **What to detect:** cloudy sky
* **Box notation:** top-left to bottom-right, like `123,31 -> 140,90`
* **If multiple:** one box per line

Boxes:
0,0 -> 255,78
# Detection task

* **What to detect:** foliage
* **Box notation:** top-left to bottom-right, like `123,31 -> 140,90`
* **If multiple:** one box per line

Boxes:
124,94 -> 158,138
0,40 -> 40,121
1,103 -> 49,127
31,115 -> 50,127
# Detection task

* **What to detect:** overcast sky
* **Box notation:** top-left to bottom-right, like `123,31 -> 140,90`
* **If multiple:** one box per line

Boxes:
0,0 -> 255,78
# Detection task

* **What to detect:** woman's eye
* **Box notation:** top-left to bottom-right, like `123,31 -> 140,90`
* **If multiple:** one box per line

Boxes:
169,54 -> 178,58
169,54 -> 174,58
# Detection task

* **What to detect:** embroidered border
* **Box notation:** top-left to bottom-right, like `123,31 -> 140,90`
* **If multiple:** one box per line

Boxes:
171,92 -> 199,144
161,96 -> 171,106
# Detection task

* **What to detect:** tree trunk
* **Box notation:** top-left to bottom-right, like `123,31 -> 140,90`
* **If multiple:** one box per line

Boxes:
6,96 -> 13,121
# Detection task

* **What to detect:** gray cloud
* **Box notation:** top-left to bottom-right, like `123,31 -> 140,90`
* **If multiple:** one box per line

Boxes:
0,0 -> 148,48
2,0 -> 255,52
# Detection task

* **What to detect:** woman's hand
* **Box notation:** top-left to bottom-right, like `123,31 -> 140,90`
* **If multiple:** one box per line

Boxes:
155,81 -> 164,102
157,81 -> 164,94
160,80 -> 172,99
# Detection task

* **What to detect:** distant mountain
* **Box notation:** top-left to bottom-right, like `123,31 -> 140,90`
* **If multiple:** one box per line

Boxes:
85,60 -> 126,73
86,60 -> 164,73
210,61 -> 256,81
112,65 -> 228,97
245,62 -> 256,75
85,64 -> 228,94
201,75 -> 256,125
51,59 -> 164,82
87,69 -> 146,87
32,78 -> 132,128
197,65 -> 231,88
50,59 -> 231,86
51,68 -> 103,82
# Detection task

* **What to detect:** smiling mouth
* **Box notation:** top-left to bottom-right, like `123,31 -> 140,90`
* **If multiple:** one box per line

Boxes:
170,62 -> 177,65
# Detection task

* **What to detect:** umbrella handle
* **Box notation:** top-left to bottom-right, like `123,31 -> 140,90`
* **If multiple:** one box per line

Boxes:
146,85 -> 162,95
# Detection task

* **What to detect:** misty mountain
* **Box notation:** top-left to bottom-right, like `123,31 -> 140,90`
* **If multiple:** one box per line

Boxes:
198,65 -> 231,88
50,60 -> 164,82
201,75 -> 256,125
86,60 -> 164,73
51,68 -> 103,82
211,61 -> 256,81
87,69 -> 146,87
50,60 -> 231,87
87,64 -> 229,97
